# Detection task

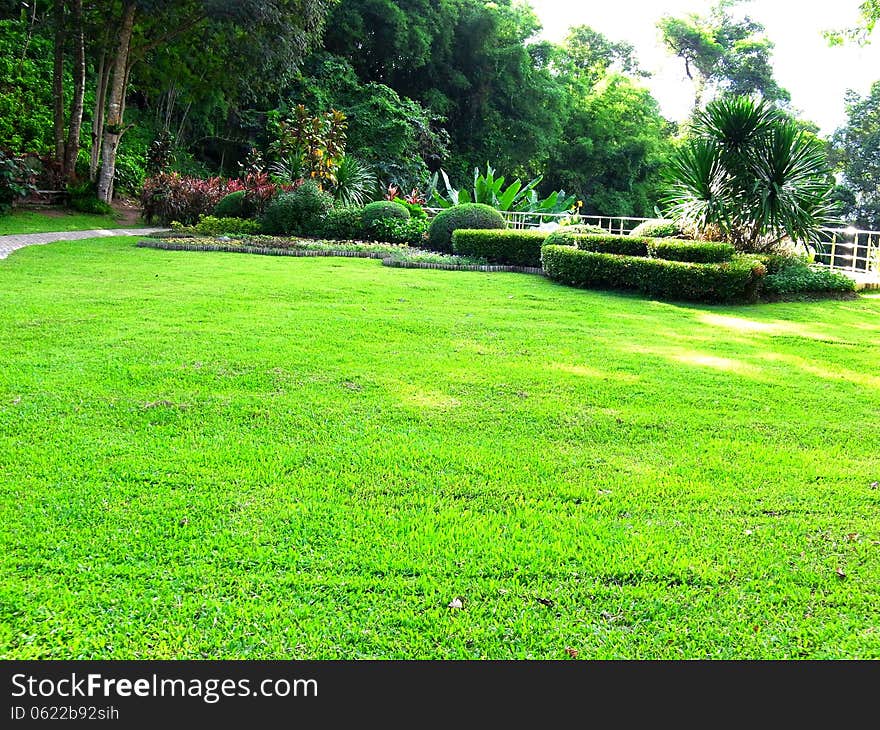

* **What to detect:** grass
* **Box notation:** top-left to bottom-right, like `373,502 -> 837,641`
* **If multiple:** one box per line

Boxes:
0,209 -> 130,236
1,237 -> 879,659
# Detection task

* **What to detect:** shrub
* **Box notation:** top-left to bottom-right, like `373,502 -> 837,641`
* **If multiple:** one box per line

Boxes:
541,245 -> 766,303
428,203 -> 505,253
214,191 -> 248,218
140,173 -> 236,225
66,181 -> 114,215
362,200 -> 410,228
0,151 -> 35,214
392,198 -> 428,218
558,224 -> 608,235
321,207 -> 365,240
629,219 -> 688,238
369,217 -> 429,246
763,262 -> 855,296
452,229 -> 548,267
260,180 -> 334,236
647,239 -> 734,264
171,216 -> 262,236
544,231 -> 651,257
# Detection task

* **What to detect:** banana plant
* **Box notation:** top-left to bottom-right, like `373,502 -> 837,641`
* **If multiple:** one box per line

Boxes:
428,164 -> 562,212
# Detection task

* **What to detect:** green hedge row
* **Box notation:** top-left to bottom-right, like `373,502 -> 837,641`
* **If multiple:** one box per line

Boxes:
544,231 -> 734,263
452,229 -> 549,267
541,245 -> 766,303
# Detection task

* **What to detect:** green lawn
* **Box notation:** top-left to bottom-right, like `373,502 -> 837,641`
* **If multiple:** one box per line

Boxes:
1,237 -> 879,659
0,209 -> 133,236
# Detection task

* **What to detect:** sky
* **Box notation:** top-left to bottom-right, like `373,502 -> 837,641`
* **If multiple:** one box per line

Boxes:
529,0 -> 880,135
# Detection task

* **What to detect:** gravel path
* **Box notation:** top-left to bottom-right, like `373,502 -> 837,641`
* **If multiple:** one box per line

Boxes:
0,228 -> 165,260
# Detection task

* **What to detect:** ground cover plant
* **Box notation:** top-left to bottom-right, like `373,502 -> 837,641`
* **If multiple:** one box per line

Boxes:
1,237 -> 879,659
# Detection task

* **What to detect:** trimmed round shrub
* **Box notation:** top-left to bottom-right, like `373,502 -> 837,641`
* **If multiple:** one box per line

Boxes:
260,181 -> 334,236
559,224 -> 608,235
428,203 -> 505,253
629,219 -> 690,239
362,201 -> 410,229
213,191 -> 249,219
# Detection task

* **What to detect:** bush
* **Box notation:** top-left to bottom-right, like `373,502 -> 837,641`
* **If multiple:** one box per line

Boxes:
392,198 -> 428,218
0,151 -> 35,214
452,229 -> 548,267
369,217 -> 429,246
67,181 -> 114,215
140,173 -> 237,226
260,180 -> 334,236
763,262 -> 855,296
629,219 -> 689,238
321,207 -> 365,240
171,216 -> 262,236
647,239 -> 734,264
362,200 -> 410,228
541,245 -> 766,303
558,224 -> 608,235
544,231 -> 651,257
213,191 -> 249,219
428,203 -> 505,253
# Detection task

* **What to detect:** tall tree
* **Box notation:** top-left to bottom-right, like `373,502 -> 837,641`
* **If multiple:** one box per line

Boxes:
831,81 -> 880,229
658,0 -> 789,109
827,1 -> 879,45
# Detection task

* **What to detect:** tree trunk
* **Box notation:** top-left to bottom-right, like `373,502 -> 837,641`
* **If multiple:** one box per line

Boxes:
90,52 -> 109,181
63,0 -> 86,181
52,0 -> 66,164
96,2 -> 136,203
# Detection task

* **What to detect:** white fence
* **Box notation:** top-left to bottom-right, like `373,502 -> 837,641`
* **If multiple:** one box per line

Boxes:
425,208 -> 880,278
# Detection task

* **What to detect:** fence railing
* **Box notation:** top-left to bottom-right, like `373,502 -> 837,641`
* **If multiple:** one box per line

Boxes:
425,208 -> 880,276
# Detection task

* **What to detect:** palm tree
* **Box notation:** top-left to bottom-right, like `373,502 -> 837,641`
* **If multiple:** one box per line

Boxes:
663,96 -> 836,253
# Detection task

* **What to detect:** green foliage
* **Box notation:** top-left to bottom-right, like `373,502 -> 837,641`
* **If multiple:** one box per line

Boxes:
629,219 -> 689,238
392,198 -> 427,218
452,229 -> 548,267
831,81 -> 880,229
213,191 -> 249,219
67,182 -> 114,215
333,155 -> 377,207
368,217 -> 429,246
320,206 -> 366,239
171,216 -> 263,236
663,96 -> 835,253
541,245 -> 766,303
0,151 -> 35,214
427,203 -> 505,253
268,105 -> 347,186
556,224 -> 608,235
0,21 -> 54,155
648,239 -> 735,264
762,259 -> 856,296
658,1 -> 790,106
260,180 -> 334,236
543,231 -> 652,257
362,201 -> 410,228
429,164 -> 575,214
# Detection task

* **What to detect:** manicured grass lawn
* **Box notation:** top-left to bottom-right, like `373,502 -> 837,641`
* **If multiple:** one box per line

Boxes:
0,209 -> 131,236
1,237 -> 879,659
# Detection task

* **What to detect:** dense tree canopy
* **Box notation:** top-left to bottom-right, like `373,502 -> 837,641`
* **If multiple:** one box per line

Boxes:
831,81 -> 880,229
658,0 -> 789,109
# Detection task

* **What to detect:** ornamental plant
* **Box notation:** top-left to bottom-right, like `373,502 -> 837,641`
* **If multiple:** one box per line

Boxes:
662,96 -> 836,253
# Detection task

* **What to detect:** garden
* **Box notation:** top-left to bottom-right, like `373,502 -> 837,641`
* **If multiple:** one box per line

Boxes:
1,0 -> 880,663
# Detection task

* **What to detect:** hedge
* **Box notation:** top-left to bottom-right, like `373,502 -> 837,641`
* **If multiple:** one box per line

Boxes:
541,245 -> 767,303
452,229 -> 549,267
362,201 -> 410,228
629,219 -> 688,238
427,203 -> 505,253
647,239 -> 735,263
544,230 -> 651,257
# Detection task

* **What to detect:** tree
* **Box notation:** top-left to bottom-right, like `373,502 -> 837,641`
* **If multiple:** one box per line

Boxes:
826,1 -> 879,45
662,96 -> 835,252
658,0 -> 789,109
831,81 -> 880,229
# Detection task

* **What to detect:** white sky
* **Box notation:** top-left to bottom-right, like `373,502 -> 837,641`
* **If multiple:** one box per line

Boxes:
530,0 -> 880,135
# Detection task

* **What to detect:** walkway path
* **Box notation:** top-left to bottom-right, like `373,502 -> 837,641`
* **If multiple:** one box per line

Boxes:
0,228 -> 165,260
